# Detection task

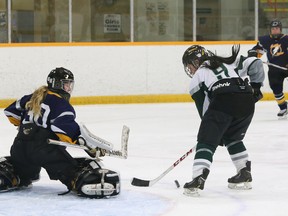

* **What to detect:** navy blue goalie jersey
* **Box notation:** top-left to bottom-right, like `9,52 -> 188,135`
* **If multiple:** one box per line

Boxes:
4,91 -> 80,143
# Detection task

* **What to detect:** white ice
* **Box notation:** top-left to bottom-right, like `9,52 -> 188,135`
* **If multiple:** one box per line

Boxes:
1,101 -> 288,216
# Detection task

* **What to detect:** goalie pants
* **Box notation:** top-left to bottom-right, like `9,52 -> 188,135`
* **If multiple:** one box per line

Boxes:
10,126 -> 79,189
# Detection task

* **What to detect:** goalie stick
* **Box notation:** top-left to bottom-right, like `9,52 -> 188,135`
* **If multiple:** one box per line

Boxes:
48,125 -> 130,159
131,146 -> 196,187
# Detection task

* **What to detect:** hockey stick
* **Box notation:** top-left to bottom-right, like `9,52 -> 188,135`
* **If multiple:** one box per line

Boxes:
263,62 -> 288,71
131,146 -> 196,187
48,125 -> 130,159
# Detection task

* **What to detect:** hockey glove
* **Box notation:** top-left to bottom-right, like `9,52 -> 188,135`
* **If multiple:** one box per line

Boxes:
250,82 -> 263,103
78,136 -> 106,158
84,148 -> 106,158
247,49 -> 264,58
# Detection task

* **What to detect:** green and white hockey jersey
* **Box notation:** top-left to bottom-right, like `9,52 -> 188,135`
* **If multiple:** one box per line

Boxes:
189,56 -> 265,117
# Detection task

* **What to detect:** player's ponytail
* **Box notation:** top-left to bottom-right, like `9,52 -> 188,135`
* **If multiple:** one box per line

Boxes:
25,86 -> 48,118
204,44 -> 240,70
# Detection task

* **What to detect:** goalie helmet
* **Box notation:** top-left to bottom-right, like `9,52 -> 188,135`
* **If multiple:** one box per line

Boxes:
182,45 -> 209,78
47,67 -> 74,101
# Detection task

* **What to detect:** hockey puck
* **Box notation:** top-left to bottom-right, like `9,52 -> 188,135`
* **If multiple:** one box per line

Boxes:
174,180 -> 180,188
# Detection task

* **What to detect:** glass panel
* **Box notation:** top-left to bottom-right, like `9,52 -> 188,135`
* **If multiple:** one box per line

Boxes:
183,0 -> 193,41
196,0 -> 219,41
0,0 -> 7,43
258,0 -> 288,36
11,0 -> 34,42
7,0 -> 283,43
72,0 -> 92,42
11,0 -> 69,43
134,0 -> 186,42
196,0 -> 255,41
90,0 -> 130,42
54,1 -> 69,42
73,0 -> 131,42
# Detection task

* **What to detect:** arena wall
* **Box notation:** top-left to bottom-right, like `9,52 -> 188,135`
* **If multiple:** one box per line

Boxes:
0,41 -> 281,107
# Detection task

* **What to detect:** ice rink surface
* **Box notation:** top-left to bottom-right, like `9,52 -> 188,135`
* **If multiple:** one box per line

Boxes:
1,101 -> 288,216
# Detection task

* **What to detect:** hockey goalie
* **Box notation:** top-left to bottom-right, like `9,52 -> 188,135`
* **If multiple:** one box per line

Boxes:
0,67 -> 126,198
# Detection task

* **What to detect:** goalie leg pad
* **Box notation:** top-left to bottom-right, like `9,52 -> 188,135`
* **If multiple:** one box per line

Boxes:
0,157 -> 20,192
74,158 -> 120,198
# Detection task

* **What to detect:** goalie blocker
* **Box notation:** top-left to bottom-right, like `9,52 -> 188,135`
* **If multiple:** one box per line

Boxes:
0,156 -> 120,198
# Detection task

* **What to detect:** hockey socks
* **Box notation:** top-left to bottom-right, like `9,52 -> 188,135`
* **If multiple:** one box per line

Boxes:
192,143 -> 215,179
225,140 -> 249,172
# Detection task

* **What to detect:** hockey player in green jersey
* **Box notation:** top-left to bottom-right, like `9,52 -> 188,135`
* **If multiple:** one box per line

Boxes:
182,45 -> 264,196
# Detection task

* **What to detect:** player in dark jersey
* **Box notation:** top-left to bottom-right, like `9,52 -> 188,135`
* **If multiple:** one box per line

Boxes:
251,20 -> 288,118
0,67 -> 120,198
182,45 -> 264,196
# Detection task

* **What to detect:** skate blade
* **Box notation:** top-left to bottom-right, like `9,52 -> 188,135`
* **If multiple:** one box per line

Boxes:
183,188 -> 200,197
0,184 -> 32,193
228,182 -> 252,190
278,115 -> 287,120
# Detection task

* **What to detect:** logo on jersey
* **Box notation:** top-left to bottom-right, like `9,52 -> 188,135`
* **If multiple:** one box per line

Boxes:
212,81 -> 231,91
270,44 -> 284,57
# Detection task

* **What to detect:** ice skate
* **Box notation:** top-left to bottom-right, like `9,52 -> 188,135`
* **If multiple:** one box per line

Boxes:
277,109 -> 288,119
228,161 -> 252,190
0,176 -> 33,193
0,156 -> 36,193
183,169 -> 209,197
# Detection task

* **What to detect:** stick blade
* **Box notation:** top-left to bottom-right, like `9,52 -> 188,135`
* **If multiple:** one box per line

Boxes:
131,178 -> 150,187
121,125 -> 130,159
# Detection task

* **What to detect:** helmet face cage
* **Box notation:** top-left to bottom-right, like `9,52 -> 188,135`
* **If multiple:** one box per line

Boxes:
47,67 -> 74,95
183,62 -> 199,78
61,79 -> 74,94
182,45 -> 208,78
184,65 -> 193,78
